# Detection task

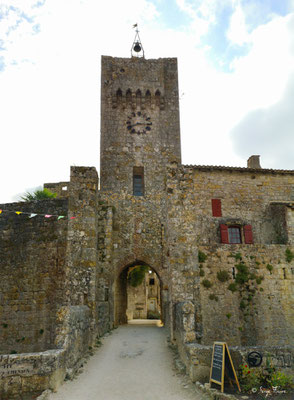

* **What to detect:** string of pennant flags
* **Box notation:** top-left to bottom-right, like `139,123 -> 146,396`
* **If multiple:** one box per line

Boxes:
0,209 -> 76,220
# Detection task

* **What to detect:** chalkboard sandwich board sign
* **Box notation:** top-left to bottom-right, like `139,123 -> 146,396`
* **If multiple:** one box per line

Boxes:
209,342 -> 241,393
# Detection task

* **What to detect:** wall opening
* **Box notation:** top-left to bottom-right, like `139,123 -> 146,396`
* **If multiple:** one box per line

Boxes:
133,166 -> 144,196
114,261 -> 162,326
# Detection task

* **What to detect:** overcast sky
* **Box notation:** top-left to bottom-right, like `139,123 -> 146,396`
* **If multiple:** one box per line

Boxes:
1,0 -> 294,203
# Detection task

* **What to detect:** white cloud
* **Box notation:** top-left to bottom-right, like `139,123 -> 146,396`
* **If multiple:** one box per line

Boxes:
226,2 -> 250,45
230,74 -> 294,169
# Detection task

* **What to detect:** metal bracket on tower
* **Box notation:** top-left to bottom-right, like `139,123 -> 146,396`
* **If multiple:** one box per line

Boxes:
131,24 -> 145,58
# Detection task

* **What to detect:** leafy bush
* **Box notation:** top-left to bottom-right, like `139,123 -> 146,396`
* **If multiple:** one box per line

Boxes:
268,371 -> 294,389
239,364 -> 262,392
21,188 -> 57,201
217,270 -> 230,282
202,279 -> 212,289
198,250 -> 207,263
285,248 -> 294,263
235,263 -> 250,284
239,363 -> 294,393
239,299 -> 246,310
228,283 -> 237,292
234,252 -> 242,260
147,310 -> 161,320
255,275 -> 264,284
266,264 -> 273,273
209,294 -> 218,301
128,265 -> 149,287
199,269 -> 205,277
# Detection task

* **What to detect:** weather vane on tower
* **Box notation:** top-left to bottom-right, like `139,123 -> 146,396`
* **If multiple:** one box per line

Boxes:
131,23 -> 145,58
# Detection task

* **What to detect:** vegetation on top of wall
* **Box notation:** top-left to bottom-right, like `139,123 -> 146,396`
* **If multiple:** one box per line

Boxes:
285,248 -> 294,263
198,250 -> 207,263
128,265 -> 149,287
21,188 -> 57,201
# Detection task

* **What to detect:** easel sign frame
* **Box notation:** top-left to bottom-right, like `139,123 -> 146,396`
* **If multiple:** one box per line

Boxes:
209,342 -> 241,393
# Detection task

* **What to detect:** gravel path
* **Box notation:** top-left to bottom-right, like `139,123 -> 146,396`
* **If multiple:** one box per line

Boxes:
48,323 -> 209,400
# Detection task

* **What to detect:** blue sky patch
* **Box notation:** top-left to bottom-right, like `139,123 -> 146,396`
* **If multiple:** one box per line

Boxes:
150,0 -> 192,30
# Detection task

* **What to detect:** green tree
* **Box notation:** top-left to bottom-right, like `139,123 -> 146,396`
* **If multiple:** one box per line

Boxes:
21,188 -> 57,201
128,266 -> 149,287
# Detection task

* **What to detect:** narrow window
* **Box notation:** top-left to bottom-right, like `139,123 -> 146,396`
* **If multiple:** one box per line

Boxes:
145,90 -> 151,107
136,89 -> 141,108
228,226 -> 242,244
105,288 -> 109,302
133,166 -> 144,196
212,199 -> 222,217
155,90 -> 161,107
126,89 -> 132,107
116,88 -> 122,106
149,278 -> 155,285
232,267 -> 236,279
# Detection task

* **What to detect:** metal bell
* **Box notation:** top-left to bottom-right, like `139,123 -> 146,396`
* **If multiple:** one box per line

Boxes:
133,42 -> 141,52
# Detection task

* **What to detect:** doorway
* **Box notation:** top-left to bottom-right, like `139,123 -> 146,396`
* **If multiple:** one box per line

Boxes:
114,262 -> 162,326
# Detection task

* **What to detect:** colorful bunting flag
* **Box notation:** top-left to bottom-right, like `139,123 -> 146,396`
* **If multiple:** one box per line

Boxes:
0,209 -> 76,220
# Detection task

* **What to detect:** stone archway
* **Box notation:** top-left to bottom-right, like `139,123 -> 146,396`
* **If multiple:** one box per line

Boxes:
113,261 -> 163,326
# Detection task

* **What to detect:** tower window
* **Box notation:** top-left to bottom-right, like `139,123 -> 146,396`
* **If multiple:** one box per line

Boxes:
133,167 -> 144,196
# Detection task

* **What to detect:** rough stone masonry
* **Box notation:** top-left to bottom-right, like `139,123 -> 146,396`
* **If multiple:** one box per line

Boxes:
0,54 -> 293,398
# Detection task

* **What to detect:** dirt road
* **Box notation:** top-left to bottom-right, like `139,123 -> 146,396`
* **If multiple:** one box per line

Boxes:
48,323 -> 209,400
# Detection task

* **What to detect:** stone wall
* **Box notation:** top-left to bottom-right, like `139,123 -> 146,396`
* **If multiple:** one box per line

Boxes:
0,305 -> 92,398
0,199 -> 68,355
167,164 -> 294,380
198,245 -> 294,347
44,182 -> 70,199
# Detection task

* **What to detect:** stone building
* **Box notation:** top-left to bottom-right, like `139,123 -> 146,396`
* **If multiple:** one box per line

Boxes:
0,48 -> 293,397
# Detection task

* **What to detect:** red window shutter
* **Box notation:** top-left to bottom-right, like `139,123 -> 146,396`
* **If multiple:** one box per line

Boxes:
244,225 -> 253,244
220,224 -> 229,244
212,199 -> 222,217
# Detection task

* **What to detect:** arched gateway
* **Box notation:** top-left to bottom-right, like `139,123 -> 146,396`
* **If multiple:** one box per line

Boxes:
113,261 -> 166,326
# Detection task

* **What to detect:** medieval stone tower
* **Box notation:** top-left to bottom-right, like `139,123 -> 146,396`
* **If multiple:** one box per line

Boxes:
100,56 -> 181,195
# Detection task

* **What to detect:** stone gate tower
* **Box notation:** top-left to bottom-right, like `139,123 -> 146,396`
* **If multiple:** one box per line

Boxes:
100,56 -> 181,195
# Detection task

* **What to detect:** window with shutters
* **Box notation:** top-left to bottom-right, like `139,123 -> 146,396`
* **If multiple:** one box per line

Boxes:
212,199 -> 222,217
133,166 -> 144,196
228,226 -> 241,243
220,224 -> 253,244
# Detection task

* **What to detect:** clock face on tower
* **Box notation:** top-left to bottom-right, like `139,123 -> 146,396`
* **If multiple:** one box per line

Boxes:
126,111 -> 152,134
